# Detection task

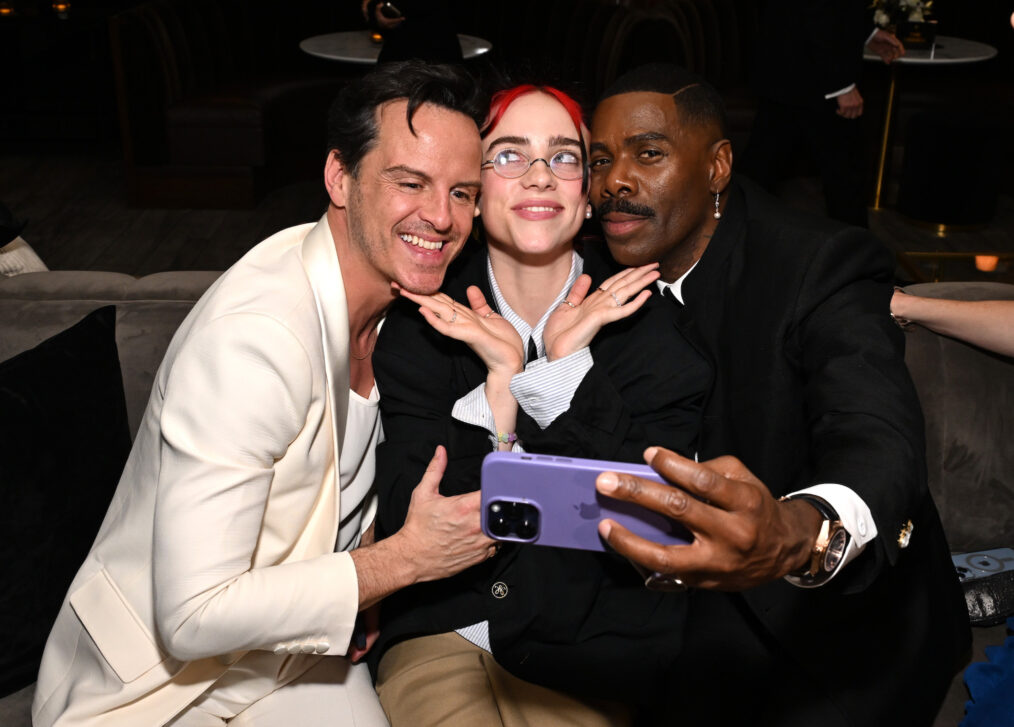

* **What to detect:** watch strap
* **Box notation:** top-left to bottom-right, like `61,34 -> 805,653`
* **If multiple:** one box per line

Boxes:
780,493 -> 851,587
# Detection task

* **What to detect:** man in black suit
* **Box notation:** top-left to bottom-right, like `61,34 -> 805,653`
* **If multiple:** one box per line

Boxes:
587,63 -> 969,726
738,1 -> 903,227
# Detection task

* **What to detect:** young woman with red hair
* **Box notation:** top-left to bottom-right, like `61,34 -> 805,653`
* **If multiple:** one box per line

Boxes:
369,85 -> 707,725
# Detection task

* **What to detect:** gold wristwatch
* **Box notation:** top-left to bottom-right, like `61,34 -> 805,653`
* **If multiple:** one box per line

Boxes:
781,494 -> 851,587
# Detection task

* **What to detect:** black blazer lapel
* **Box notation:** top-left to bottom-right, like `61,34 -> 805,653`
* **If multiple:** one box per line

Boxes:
430,243 -> 495,394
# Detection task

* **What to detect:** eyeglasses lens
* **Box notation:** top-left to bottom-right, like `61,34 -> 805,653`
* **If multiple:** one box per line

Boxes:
487,150 -> 584,180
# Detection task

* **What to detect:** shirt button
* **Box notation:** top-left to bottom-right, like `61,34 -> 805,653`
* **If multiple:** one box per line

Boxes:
858,519 -> 868,537
316,641 -> 330,654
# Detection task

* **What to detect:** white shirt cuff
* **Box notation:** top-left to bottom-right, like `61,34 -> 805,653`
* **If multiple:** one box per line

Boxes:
783,483 -> 878,588
451,383 -> 527,451
510,348 -> 593,429
452,383 -> 499,445
825,83 -> 856,100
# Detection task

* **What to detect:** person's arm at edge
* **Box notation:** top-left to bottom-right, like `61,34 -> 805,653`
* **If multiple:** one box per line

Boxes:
892,292 -> 1014,357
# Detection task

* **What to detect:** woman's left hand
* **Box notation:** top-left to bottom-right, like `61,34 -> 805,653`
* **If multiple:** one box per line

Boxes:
543,263 -> 660,361
395,284 -> 525,377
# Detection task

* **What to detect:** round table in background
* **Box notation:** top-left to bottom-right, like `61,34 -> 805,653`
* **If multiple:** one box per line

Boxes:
864,35 -> 997,210
300,31 -> 492,64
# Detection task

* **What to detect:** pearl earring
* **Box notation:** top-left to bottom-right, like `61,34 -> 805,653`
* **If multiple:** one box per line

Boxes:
585,206 -> 593,219
713,192 -> 722,220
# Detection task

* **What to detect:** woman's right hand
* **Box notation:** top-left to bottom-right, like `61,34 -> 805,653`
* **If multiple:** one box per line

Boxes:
395,284 -> 525,377
543,263 -> 660,361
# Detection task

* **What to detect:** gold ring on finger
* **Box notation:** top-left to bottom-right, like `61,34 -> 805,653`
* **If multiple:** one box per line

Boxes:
563,300 -> 577,309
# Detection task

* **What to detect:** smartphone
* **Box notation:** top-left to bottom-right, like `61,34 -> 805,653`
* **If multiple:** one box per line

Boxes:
480,451 -> 692,552
379,2 -> 403,19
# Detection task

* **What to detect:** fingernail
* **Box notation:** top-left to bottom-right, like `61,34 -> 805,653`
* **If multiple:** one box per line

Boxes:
598,472 -> 618,493
644,447 -> 658,462
598,520 -> 613,537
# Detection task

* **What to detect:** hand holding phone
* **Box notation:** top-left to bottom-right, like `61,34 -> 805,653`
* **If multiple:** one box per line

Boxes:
480,451 -> 692,552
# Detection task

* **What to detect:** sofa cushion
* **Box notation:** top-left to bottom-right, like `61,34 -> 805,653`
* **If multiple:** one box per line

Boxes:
0,270 -> 220,437
0,306 -> 131,696
902,281 -> 1014,553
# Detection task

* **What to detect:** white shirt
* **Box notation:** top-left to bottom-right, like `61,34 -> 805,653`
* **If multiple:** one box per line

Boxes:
337,384 -> 382,551
451,251 -> 594,444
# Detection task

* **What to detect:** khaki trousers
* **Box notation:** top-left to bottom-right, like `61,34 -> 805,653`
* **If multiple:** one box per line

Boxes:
167,654 -> 389,726
375,632 -> 632,727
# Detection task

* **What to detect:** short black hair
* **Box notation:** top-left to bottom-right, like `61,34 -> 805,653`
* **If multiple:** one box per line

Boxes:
327,61 -> 486,177
599,63 -> 728,140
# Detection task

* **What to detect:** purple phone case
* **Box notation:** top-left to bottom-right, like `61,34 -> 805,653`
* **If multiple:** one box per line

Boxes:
480,451 -> 692,551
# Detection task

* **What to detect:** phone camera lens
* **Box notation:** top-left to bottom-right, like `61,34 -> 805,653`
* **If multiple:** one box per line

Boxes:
516,510 -> 539,540
487,503 -> 510,537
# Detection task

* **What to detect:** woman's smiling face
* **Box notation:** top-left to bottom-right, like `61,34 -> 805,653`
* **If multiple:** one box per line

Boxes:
478,91 -> 589,258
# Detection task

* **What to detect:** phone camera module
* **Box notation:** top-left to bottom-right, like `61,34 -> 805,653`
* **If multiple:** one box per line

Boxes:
486,500 -> 539,541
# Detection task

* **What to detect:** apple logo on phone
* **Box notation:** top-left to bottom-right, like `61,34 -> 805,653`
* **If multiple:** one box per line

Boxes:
574,501 -> 601,519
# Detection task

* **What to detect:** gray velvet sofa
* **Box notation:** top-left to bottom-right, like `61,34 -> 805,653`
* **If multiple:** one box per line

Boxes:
0,270 -> 220,726
0,272 -> 1011,726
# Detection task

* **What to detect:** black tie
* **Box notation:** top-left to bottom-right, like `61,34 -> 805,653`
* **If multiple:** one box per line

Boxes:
662,286 -> 684,310
526,336 -> 539,365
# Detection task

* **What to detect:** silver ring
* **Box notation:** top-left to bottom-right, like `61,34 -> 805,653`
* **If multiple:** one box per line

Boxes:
484,311 -> 495,318
563,300 -> 577,309
610,292 -> 622,307
449,309 -> 458,324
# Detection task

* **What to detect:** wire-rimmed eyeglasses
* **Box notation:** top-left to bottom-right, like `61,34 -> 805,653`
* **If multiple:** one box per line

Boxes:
481,148 -> 585,181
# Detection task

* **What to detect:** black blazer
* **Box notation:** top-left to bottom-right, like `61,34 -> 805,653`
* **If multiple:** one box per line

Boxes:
752,0 -> 871,106
675,178 -> 970,724
369,241 -> 710,703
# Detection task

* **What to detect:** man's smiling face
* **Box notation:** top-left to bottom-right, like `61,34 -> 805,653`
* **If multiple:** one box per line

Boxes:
589,91 -> 720,281
343,99 -> 482,294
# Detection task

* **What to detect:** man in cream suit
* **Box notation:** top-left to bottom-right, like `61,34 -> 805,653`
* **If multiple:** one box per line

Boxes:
33,61 -> 493,727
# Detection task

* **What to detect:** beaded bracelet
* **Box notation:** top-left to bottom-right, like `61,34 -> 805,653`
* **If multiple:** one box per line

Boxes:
496,432 -> 518,444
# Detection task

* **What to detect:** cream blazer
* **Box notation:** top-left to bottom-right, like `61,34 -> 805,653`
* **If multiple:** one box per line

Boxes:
33,218 -> 374,726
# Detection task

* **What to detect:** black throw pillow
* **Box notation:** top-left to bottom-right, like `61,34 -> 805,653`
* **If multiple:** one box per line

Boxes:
0,306 -> 131,696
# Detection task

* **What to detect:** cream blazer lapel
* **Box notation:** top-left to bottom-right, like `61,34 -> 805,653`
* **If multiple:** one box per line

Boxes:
299,217 -> 351,539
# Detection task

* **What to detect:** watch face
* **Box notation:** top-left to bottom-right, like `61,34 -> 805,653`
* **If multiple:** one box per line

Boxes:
823,528 -> 850,572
